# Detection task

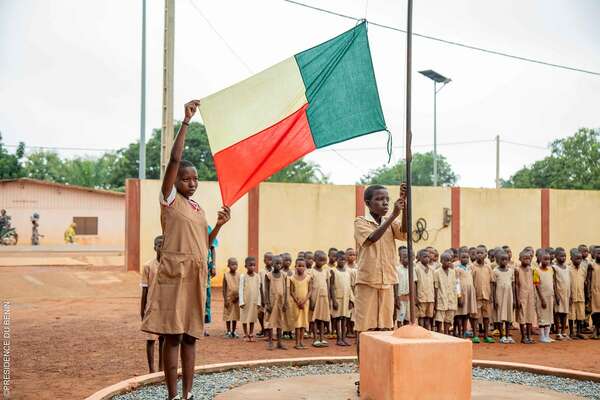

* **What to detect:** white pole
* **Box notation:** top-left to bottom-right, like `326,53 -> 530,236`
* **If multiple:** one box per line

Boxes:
495,134 -> 500,188
139,0 -> 147,179
160,0 -> 175,179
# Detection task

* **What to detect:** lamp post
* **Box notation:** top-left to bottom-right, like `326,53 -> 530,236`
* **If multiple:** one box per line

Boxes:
418,70 -> 451,186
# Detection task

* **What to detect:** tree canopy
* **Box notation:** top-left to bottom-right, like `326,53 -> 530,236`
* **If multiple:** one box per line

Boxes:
360,151 -> 458,186
0,132 -> 25,179
502,128 -> 600,189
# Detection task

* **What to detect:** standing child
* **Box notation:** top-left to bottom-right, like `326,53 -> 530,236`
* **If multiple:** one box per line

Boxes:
588,247 -> 600,339
455,250 -> 478,339
290,259 -> 312,349
472,246 -> 495,343
395,247 -> 411,327
281,253 -> 294,339
535,252 -> 557,343
515,250 -> 536,344
264,255 -> 288,350
469,247 -> 477,263
552,248 -> 571,340
492,250 -> 516,344
346,248 -> 358,337
140,235 -> 164,373
433,251 -> 458,335
310,250 -> 331,347
328,248 -> 338,269
239,256 -> 261,342
330,250 -> 354,346
258,252 -> 273,338
304,251 -> 315,273
223,258 -> 241,338
569,249 -> 587,339
415,249 -> 435,330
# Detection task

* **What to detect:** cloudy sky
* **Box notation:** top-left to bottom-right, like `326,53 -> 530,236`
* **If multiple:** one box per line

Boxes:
1,0 -> 599,187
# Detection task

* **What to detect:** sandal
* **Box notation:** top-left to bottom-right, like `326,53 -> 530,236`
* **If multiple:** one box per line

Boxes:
355,380 -> 360,395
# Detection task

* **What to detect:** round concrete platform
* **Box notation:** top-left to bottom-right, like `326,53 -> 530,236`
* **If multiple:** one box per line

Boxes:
215,373 -> 584,400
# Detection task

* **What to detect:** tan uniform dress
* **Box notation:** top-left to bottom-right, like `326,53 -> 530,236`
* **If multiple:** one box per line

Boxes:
433,267 -> 457,323
260,267 -> 273,329
516,265 -> 536,324
239,273 -> 261,324
291,275 -> 311,329
591,262 -> 600,314
141,192 -> 208,339
472,262 -> 494,319
267,272 -> 287,329
493,267 -> 514,323
553,264 -> 570,314
455,264 -> 477,316
535,267 -> 555,326
569,264 -> 587,320
141,258 -> 160,340
283,269 -> 296,331
415,262 -> 435,318
311,268 -> 331,322
223,271 -> 241,322
331,267 -> 354,318
347,264 -> 358,322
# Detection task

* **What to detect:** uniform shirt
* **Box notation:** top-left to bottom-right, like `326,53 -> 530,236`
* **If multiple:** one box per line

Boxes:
141,258 -> 159,288
354,213 -> 407,287
471,262 -> 494,300
569,264 -> 587,302
434,267 -> 457,311
415,262 -> 435,303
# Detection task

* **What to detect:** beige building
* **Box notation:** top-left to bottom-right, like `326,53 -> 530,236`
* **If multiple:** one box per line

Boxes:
0,178 -> 124,246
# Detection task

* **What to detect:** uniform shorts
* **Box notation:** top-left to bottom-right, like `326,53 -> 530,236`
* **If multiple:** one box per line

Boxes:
354,284 -> 394,332
476,299 -> 492,319
416,302 -> 434,318
569,301 -> 585,321
435,309 -> 455,323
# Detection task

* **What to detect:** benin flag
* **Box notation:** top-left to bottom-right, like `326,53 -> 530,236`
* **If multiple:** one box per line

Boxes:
200,22 -> 386,206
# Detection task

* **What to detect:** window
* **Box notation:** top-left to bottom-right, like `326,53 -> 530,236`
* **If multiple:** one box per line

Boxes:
73,217 -> 98,235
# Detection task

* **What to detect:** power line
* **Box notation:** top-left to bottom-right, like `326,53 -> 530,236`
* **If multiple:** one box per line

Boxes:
500,140 -> 549,150
283,0 -> 600,77
319,138 -> 494,152
5,144 -> 119,152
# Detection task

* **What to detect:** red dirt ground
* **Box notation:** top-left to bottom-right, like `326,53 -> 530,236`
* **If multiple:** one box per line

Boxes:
5,266 -> 600,400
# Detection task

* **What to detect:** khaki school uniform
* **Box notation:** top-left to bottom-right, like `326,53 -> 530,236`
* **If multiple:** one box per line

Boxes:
311,267 -> 331,322
516,264 -> 536,324
535,267 -> 555,326
260,267 -> 273,329
331,267 -> 354,318
141,190 -> 208,339
141,258 -> 160,341
553,264 -> 570,314
591,262 -> 600,314
239,273 -> 261,325
455,264 -> 477,317
569,264 -> 586,320
223,271 -> 241,322
291,275 -> 311,329
493,267 -> 514,323
415,262 -> 435,318
434,267 -> 457,323
283,269 -> 296,331
266,272 -> 287,329
354,214 -> 406,331
471,262 -> 494,319
347,264 -> 358,322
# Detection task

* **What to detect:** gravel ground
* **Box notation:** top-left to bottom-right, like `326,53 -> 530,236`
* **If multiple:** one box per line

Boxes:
113,363 -> 600,400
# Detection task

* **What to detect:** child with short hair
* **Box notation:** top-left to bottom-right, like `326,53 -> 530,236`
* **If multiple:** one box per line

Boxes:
468,247 -> 477,263
395,247 -> 411,327
415,249 -> 435,330
472,246 -> 495,343
264,255 -> 288,350
330,250 -> 354,346
290,258 -> 312,349
223,257 -> 241,338
428,247 -> 441,270
515,250 -> 536,344
552,247 -> 570,340
455,250 -> 478,339
304,251 -> 315,273
434,251 -> 458,335
311,250 -> 331,347
569,249 -> 587,339
327,248 -> 338,269
588,247 -> 600,339
140,235 -> 164,373
346,248 -> 358,337
281,253 -> 294,339
240,256 -> 261,342
258,252 -> 274,338
534,252 -> 556,343
492,250 -> 516,344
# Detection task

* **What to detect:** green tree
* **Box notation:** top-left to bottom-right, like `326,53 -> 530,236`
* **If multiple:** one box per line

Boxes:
0,132 -> 25,179
22,151 -> 67,182
268,159 -> 329,183
503,128 -> 600,189
360,151 -> 458,186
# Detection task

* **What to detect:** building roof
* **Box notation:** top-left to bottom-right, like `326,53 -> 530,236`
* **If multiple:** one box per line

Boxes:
0,178 -> 125,197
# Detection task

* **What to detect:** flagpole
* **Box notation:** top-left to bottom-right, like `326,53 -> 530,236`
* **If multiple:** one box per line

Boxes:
405,0 -> 416,325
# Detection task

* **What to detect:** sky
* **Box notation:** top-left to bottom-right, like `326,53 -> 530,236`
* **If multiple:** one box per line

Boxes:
1,0 -> 599,187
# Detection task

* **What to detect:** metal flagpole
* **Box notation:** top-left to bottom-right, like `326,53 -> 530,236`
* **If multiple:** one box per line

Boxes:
139,0 -> 147,179
405,0 -> 416,325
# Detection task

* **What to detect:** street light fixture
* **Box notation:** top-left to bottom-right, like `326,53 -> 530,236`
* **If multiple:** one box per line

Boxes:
419,69 -> 451,186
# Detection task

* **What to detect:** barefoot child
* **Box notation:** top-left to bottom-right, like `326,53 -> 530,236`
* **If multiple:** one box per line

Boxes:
515,250 -> 536,344
535,252 -> 556,343
264,255 -> 288,350
552,248 -> 570,340
472,246 -> 495,343
141,100 -> 231,400
140,235 -> 164,373
330,250 -> 354,346
223,258 -> 241,338
311,250 -> 331,347
434,251 -> 458,335
415,249 -> 435,330
588,247 -> 600,339
395,247 -> 411,327
569,249 -> 587,339
455,250 -> 478,339
258,252 -> 273,337
240,256 -> 261,342
290,259 -> 312,349
281,253 -> 294,339
346,248 -> 358,337
492,250 -> 516,344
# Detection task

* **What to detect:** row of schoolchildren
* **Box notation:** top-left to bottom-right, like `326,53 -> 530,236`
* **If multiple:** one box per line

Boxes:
402,244 -> 600,344
222,248 -> 359,350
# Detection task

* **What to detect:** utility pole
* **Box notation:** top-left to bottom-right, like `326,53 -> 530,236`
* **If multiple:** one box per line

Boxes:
433,81 -> 437,186
495,134 -> 500,188
139,0 -> 147,179
160,0 -> 175,179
